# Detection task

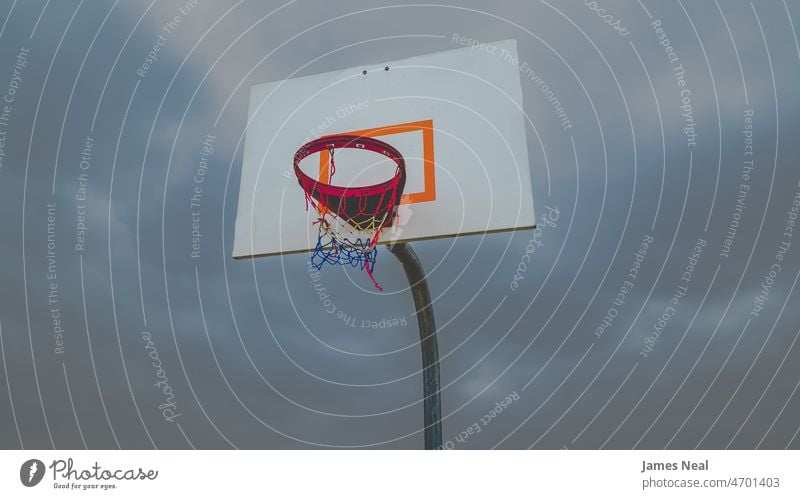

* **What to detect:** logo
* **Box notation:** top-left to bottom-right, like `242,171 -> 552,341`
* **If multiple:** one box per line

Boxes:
20,459 -> 45,487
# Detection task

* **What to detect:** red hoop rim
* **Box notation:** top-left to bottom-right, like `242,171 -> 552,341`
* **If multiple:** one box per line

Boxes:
293,134 -> 406,197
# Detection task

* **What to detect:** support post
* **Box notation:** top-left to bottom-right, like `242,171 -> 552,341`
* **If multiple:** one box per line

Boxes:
388,242 -> 442,450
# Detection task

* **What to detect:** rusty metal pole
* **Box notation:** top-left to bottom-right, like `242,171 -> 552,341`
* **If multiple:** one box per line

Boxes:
388,242 -> 442,450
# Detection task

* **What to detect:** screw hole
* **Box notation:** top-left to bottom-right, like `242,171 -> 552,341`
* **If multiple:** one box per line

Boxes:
362,70 -> 367,75
384,66 -> 390,71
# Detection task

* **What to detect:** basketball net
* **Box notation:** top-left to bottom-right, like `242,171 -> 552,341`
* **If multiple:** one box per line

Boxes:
294,135 -> 406,291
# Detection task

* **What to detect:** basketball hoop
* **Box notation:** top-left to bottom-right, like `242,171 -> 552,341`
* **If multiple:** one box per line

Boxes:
294,135 -> 406,290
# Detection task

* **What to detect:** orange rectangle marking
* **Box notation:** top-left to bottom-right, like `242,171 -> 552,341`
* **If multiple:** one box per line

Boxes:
318,119 -> 436,205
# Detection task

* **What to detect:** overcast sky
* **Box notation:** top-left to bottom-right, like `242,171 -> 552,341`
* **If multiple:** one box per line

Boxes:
1,0 -> 799,450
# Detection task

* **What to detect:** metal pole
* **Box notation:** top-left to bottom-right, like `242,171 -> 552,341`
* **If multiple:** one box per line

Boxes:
387,242 -> 442,450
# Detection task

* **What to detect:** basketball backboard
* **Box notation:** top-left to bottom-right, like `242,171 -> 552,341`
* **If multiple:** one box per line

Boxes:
233,39 -> 535,259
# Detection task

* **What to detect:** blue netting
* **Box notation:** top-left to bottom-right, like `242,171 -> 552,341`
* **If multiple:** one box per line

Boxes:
309,218 -> 383,290
310,235 -> 378,272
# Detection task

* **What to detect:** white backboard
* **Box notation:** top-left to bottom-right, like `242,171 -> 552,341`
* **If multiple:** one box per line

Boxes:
233,39 -> 535,259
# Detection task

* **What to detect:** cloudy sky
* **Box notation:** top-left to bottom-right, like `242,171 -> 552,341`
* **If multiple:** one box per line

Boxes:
1,0 -> 799,450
